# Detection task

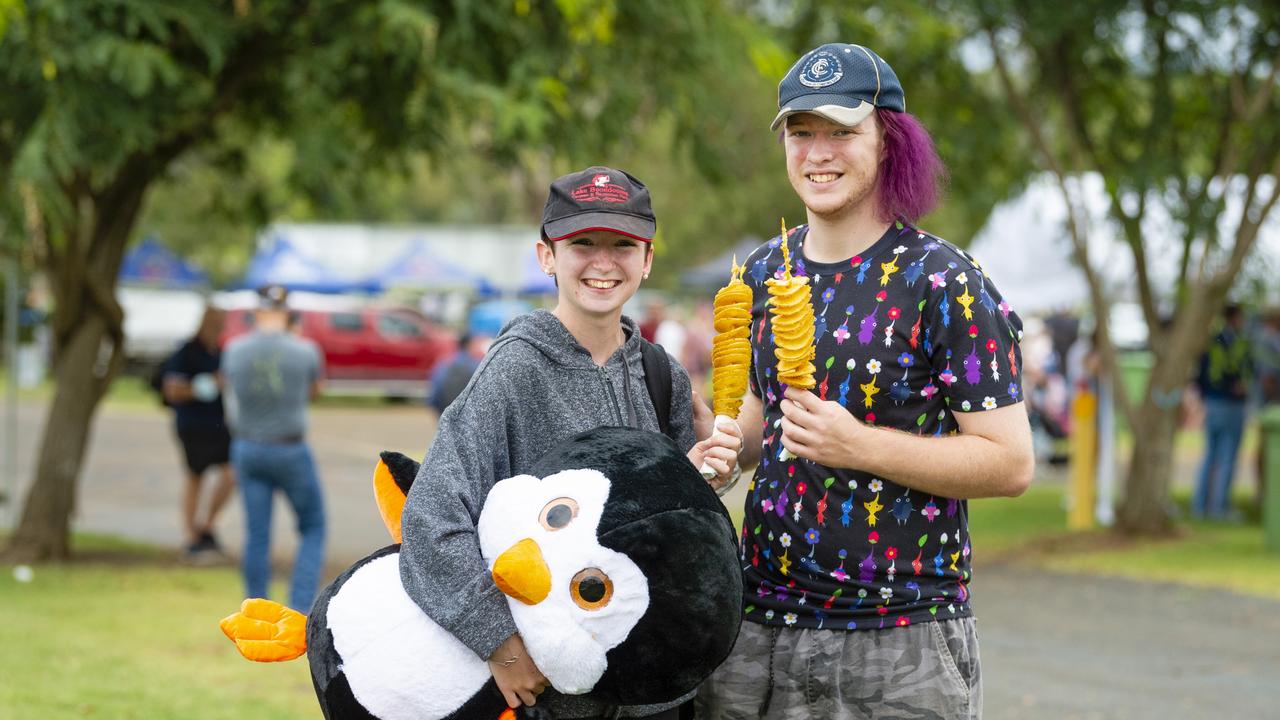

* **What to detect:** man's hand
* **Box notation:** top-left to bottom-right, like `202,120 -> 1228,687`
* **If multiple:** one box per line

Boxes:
488,634 -> 549,708
779,387 -> 866,468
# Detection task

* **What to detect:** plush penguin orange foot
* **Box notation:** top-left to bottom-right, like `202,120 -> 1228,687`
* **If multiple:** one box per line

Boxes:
222,426 -> 743,720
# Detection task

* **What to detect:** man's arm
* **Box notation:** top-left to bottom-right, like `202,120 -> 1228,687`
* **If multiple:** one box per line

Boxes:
160,347 -> 193,405
737,390 -> 765,470
162,374 -> 195,404
779,387 -> 1033,499
308,341 -> 324,401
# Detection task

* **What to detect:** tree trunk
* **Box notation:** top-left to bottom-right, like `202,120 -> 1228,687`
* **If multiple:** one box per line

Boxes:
1115,315 -> 1205,536
3,186 -> 136,562
2,310 -> 117,561
1116,399 -> 1180,535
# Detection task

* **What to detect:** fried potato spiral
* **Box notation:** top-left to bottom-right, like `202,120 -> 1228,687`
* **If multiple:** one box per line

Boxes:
711,265 -> 753,417
766,222 -> 816,389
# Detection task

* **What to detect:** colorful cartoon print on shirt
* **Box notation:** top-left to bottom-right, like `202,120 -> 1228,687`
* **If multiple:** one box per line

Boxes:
740,221 -> 1024,631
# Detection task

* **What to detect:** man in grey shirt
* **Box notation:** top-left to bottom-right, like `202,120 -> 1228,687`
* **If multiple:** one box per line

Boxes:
222,285 -> 326,611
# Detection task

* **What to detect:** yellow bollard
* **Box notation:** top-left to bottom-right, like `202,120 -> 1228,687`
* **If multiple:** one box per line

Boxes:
1068,388 -> 1098,530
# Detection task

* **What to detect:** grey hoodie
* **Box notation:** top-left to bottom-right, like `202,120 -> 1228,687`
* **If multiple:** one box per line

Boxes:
399,309 -> 696,717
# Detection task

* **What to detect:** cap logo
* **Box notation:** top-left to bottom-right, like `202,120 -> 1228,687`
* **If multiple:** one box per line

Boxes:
572,174 -> 630,204
798,51 -> 843,88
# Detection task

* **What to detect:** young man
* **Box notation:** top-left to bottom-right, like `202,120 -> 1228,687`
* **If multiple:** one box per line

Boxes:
222,285 -> 327,612
696,43 -> 1034,719
399,166 -> 741,718
161,306 -> 235,559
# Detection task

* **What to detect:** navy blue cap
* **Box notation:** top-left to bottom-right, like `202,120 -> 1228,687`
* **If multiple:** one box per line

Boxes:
771,43 -> 906,131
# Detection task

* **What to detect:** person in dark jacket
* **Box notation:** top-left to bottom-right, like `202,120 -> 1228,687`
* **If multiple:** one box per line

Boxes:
161,306 -> 236,559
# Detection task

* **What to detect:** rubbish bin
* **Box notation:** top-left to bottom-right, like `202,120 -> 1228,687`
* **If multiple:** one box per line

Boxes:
1261,406 -> 1280,553
1116,351 -> 1154,434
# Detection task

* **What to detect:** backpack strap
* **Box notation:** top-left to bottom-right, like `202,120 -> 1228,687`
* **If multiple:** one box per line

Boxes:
639,339 -> 674,440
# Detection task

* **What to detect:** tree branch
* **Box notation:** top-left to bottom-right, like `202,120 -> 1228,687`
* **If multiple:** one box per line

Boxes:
1211,149 -> 1280,291
984,21 -> 1136,428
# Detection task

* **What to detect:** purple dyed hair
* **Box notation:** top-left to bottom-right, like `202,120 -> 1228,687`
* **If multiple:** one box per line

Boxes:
876,109 -> 946,223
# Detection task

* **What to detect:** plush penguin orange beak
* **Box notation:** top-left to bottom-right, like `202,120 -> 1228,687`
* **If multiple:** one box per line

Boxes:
491,538 -> 551,605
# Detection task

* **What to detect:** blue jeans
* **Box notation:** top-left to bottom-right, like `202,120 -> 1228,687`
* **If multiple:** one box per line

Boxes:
232,439 -> 327,612
1193,397 -> 1247,518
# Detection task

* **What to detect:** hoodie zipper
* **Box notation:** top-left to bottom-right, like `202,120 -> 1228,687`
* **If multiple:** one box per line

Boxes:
598,366 -> 625,425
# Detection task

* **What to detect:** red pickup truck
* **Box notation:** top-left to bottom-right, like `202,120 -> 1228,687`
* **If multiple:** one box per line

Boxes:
221,305 -> 457,399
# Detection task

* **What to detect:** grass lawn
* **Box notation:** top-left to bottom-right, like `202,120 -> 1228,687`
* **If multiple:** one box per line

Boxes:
0,535 -> 315,720
970,484 -> 1280,600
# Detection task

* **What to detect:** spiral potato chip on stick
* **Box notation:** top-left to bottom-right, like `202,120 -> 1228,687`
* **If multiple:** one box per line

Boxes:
766,219 -> 816,390
698,257 -> 753,482
711,259 -> 752,418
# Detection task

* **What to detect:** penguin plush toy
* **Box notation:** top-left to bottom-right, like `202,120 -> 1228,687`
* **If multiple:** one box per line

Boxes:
221,426 -> 743,720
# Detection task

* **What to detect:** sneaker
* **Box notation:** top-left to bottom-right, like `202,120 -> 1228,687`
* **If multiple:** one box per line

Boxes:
197,531 -> 224,555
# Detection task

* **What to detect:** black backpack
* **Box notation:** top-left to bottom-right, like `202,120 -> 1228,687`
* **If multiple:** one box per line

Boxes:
639,339 -> 674,440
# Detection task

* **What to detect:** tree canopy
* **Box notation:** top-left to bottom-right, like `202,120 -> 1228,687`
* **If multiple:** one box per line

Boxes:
0,0 -> 783,560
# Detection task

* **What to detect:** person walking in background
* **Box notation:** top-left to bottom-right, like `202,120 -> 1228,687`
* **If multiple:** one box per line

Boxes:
427,331 -> 490,416
696,43 -> 1034,720
1193,304 -> 1253,520
638,296 -> 666,343
399,166 -> 742,718
682,300 -> 715,397
427,310 -> 508,417
221,285 -> 327,612
160,306 -> 235,560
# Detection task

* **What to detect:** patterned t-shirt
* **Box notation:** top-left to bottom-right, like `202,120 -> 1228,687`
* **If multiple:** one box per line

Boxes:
740,221 -> 1024,631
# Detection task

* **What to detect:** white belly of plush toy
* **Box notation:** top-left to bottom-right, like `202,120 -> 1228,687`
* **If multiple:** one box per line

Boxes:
326,553 -> 491,720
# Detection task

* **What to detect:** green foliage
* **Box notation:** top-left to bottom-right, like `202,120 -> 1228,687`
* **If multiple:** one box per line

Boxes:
131,1 -> 1035,289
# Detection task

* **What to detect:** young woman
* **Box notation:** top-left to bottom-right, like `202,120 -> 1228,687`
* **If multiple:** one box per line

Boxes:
398,166 -> 742,719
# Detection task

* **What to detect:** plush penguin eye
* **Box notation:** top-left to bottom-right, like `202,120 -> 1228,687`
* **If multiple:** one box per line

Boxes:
570,568 -> 614,610
538,497 -> 580,531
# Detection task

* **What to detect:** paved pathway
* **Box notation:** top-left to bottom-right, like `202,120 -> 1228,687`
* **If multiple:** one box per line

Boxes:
4,398 -> 1279,718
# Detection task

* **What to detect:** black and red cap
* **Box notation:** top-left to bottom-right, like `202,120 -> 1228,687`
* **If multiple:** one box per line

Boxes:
541,166 -> 656,243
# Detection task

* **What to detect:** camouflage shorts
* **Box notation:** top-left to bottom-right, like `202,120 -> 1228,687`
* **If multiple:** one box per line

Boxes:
695,617 -> 982,720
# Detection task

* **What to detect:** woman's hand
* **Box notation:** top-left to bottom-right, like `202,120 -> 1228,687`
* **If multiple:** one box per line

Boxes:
488,634 -> 549,708
688,415 -> 744,492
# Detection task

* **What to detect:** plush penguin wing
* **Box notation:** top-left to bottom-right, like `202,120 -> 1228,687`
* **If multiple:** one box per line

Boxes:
220,598 -> 308,662
308,545 -> 496,720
